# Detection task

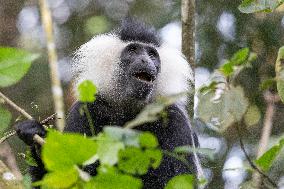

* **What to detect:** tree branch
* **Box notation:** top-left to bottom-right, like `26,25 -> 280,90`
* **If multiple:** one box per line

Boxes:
182,0 -> 195,70
39,0 -> 65,132
0,91 -> 46,145
252,91 -> 279,188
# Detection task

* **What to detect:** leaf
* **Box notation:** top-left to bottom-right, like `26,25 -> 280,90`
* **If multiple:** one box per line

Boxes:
199,81 -> 218,94
174,146 -> 215,161
255,138 -> 284,172
239,0 -> 283,13
219,61 -> 234,77
96,133 -> 124,166
85,172 -> 142,189
196,86 -> 249,132
275,46 -> 284,103
139,132 -> 158,148
103,126 -> 140,147
244,105 -> 261,127
0,47 -> 39,87
42,130 -> 98,171
165,174 -> 195,189
118,147 -> 162,175
0,106 -> 11,134
230,48 -> 249,65
77,80 -> 97,102
125,93 -> 186,129
219,48 -> 251,77
33,168 -> 78,188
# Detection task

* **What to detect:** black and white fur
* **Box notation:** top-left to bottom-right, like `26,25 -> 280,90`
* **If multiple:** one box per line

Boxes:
16,19 -> 197,189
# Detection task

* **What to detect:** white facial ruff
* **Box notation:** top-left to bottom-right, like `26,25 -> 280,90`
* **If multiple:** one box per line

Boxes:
72,33 -> 193,105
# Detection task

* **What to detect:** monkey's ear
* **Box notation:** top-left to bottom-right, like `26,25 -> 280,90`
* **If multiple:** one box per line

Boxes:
15,120 -> 46,146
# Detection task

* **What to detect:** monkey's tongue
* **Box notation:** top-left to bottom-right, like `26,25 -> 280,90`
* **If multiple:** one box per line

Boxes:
133,72 -> 154,82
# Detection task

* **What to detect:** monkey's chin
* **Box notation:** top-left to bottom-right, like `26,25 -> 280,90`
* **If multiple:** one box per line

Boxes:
129,78 -> 154,101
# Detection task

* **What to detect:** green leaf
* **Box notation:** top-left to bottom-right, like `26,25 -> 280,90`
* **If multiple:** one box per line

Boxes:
230,48 -> 249,65
139,132 -> 158,148
85,172 -> 142,189
239,0 -> 283,13
96,133 -> 124,166
219,61 -> 234,77
196,86 -> 249,132
199,81 -> 218,94
275,46 -> 284,103
33,168 -> 78,188
174,146 -> 215,161
0,47 -> 39,87
244,105 -> 261,127
0,106 -> 11,134
118,147 -> 162,175
165,174 -> 195,189
42,130 -> 98,171
255,138 -> 284,171
219,48 -> 251,77
77,80 -> 97,102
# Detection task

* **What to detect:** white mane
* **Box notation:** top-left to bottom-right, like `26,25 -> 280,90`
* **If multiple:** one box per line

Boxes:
72,33 -> 193,104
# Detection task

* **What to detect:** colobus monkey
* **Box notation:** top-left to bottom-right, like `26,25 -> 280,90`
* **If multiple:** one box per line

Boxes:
16,18 -> 198,189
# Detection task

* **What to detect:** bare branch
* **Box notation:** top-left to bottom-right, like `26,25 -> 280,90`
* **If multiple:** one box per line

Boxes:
38,0 -> 65,132
0,91 -> 45,145
252,91 -> 278,188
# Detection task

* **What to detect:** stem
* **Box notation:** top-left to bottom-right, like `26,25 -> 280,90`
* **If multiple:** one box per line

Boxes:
236,124 -> 277,188
0,91 -> 45,145
252,92 -> 278,188
83,104 -> 95,136
39,0 -> 65,132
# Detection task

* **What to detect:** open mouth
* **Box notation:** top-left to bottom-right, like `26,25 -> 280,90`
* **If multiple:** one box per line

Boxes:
132,71 -> 155,83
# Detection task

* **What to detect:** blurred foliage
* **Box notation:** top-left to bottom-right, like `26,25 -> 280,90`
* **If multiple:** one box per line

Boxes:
239,0 -> 284,13
276,46 -> 284,103
0,47 -> 39,88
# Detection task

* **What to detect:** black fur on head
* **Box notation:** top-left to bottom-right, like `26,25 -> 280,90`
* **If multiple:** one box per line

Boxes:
119,18 -> 161,47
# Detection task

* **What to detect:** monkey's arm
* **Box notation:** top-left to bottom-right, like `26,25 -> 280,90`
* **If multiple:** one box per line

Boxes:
15,101 -> 97,183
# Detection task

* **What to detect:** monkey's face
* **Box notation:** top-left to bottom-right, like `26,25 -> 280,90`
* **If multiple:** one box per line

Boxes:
119,43 -> 161,101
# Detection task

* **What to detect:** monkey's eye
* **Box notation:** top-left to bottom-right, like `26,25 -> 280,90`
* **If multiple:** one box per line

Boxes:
128,46 -> 137,53
148,50 -> 157,59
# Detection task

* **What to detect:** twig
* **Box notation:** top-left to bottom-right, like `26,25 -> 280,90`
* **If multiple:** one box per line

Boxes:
236,124 -> 277,188
0,91 -> 32,120
0,91 -> 46,145
39,0 -> 65,132
0,131 -> 16,145
40,113 -> 57,125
